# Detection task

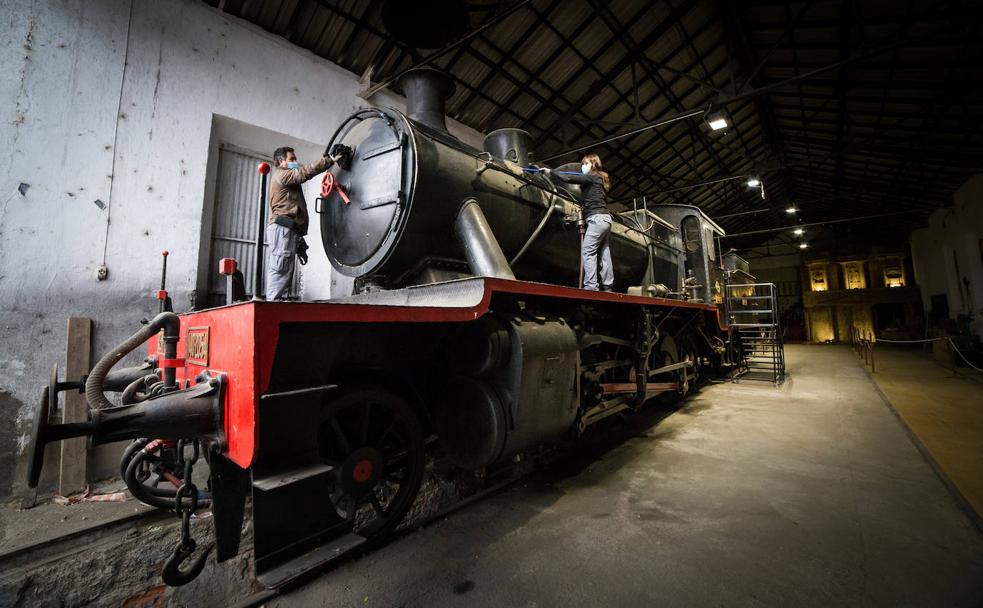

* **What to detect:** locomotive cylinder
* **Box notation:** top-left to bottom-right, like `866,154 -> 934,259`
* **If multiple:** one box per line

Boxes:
437,316 -> 579,469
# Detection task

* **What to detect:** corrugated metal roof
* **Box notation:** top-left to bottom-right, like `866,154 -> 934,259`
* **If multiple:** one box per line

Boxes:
201,0 -> 983,250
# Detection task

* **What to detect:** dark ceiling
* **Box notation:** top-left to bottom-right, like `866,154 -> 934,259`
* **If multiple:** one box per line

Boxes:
202,0 -> 983,255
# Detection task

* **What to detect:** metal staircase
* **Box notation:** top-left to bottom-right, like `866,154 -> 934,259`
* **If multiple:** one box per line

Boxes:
725,283 -> 786,384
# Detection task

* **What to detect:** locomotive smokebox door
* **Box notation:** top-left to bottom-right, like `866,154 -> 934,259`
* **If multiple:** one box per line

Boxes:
322,112 -> 414,278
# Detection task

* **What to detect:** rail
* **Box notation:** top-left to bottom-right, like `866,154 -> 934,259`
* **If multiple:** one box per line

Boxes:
851,329 -> 983,376
726,282 -> 786,384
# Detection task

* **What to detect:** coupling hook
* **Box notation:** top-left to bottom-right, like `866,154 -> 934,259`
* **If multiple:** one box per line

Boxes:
161,538 -> 213,586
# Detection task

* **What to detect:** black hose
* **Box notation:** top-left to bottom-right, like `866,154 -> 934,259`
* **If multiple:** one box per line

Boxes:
123,442 -> 212,506
121,373 -> 158,404
122,440 -> 174,509
103,359 -> 156,392
86,312 -> 179,410
510,203 -> 559,266
119,438 -> 151,480
124,445 -> 212,510
122,377 -> 145,405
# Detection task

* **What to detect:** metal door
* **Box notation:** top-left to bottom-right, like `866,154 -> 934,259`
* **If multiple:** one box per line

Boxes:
206,145 -> 298,306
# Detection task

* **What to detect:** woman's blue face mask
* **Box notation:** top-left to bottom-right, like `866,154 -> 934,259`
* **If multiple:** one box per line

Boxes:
286,161 -> 301,170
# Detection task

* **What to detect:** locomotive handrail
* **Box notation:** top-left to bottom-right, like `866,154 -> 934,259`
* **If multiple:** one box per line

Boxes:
475,156 -> 546,190
325,108 -> 392,154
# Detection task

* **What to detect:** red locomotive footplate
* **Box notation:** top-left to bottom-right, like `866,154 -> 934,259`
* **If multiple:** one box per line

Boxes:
146,278 -> 725,468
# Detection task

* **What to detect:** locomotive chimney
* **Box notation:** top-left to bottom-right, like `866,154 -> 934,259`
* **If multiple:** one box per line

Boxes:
398,69 -> 456,133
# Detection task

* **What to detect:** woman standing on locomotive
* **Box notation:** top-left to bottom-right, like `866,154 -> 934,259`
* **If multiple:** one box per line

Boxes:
547,154 -> 614,291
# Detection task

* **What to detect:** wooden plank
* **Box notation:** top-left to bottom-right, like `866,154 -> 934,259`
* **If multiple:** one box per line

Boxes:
59,317 -> 91,496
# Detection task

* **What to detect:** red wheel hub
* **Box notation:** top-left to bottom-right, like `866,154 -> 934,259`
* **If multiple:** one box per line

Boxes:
352,459 -> 373,483
338,447 -> 383,493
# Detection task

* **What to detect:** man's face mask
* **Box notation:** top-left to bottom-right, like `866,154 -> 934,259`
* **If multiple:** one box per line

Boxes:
581,163 -> 591,174
286,161 -> 301,170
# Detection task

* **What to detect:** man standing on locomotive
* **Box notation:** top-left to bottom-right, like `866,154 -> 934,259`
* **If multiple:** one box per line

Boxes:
267,146 -> 343,301
546,153 -> 614,291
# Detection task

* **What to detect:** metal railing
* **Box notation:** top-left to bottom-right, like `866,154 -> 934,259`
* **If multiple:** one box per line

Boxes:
726,282 -> 786,384
851,327 -> 876,373
852,329 -> 983,377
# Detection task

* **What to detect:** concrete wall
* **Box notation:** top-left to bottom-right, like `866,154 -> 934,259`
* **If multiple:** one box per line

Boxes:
910,174 -> 983,338
0,0 -> 484,498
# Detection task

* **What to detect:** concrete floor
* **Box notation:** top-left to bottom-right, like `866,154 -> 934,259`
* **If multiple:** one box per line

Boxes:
864,344 -> 983,520
273,344 -> 983,608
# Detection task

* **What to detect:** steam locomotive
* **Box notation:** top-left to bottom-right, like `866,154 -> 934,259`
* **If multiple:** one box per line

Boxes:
24,69 -> 753,588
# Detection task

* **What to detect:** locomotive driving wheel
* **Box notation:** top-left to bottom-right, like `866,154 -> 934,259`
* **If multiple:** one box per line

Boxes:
652,335 -> 689,400
318,386 -> 425,538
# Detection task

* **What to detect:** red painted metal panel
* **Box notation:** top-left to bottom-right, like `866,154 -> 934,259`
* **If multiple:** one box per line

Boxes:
145,278 -> 727,469
148,304 -> 258,468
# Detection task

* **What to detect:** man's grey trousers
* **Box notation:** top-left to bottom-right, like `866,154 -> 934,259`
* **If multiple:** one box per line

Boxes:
265,223 -> 296,301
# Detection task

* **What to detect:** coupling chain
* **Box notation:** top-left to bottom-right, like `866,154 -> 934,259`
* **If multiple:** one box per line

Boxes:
162,438 -> 213,586
173,439 -> 201,553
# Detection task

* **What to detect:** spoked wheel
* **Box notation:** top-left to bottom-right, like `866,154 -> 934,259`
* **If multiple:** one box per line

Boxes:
318,386 -> 425,538
652,335 -> 688,402
679,335 -> 701,385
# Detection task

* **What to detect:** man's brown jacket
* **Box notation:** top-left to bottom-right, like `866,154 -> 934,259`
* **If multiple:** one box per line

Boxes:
268,156 -> 332,234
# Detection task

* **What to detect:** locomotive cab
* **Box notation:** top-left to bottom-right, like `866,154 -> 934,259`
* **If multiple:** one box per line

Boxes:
649,204 -> 727,304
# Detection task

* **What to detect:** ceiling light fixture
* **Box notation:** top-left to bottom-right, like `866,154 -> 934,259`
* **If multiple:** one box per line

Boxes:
746,178 -> 760,188
706,111 -> 728,131
799,242 -> 808,249
793,228 -> 804,235
786,206 -> 798,214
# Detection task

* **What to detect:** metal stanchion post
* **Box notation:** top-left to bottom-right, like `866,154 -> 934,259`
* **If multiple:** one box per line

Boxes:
869,335 -> 875,373
577,210 -> 586,289
950,339 -> 958,378
253,162 -> 271,300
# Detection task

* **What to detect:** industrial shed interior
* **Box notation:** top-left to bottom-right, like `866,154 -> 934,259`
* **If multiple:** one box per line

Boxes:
1,0 -> 982,606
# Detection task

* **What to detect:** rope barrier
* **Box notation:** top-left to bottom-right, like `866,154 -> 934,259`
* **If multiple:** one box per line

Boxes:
855,334 -> 983,374
947,339 -> 983,373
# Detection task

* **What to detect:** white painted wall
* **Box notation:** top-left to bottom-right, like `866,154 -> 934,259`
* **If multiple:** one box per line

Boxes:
0,0 -> 484,497
910,174 -> 983,337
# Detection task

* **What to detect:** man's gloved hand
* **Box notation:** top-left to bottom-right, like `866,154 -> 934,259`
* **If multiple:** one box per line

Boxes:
329,143 -> 354,171
296,237 -> 309,265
